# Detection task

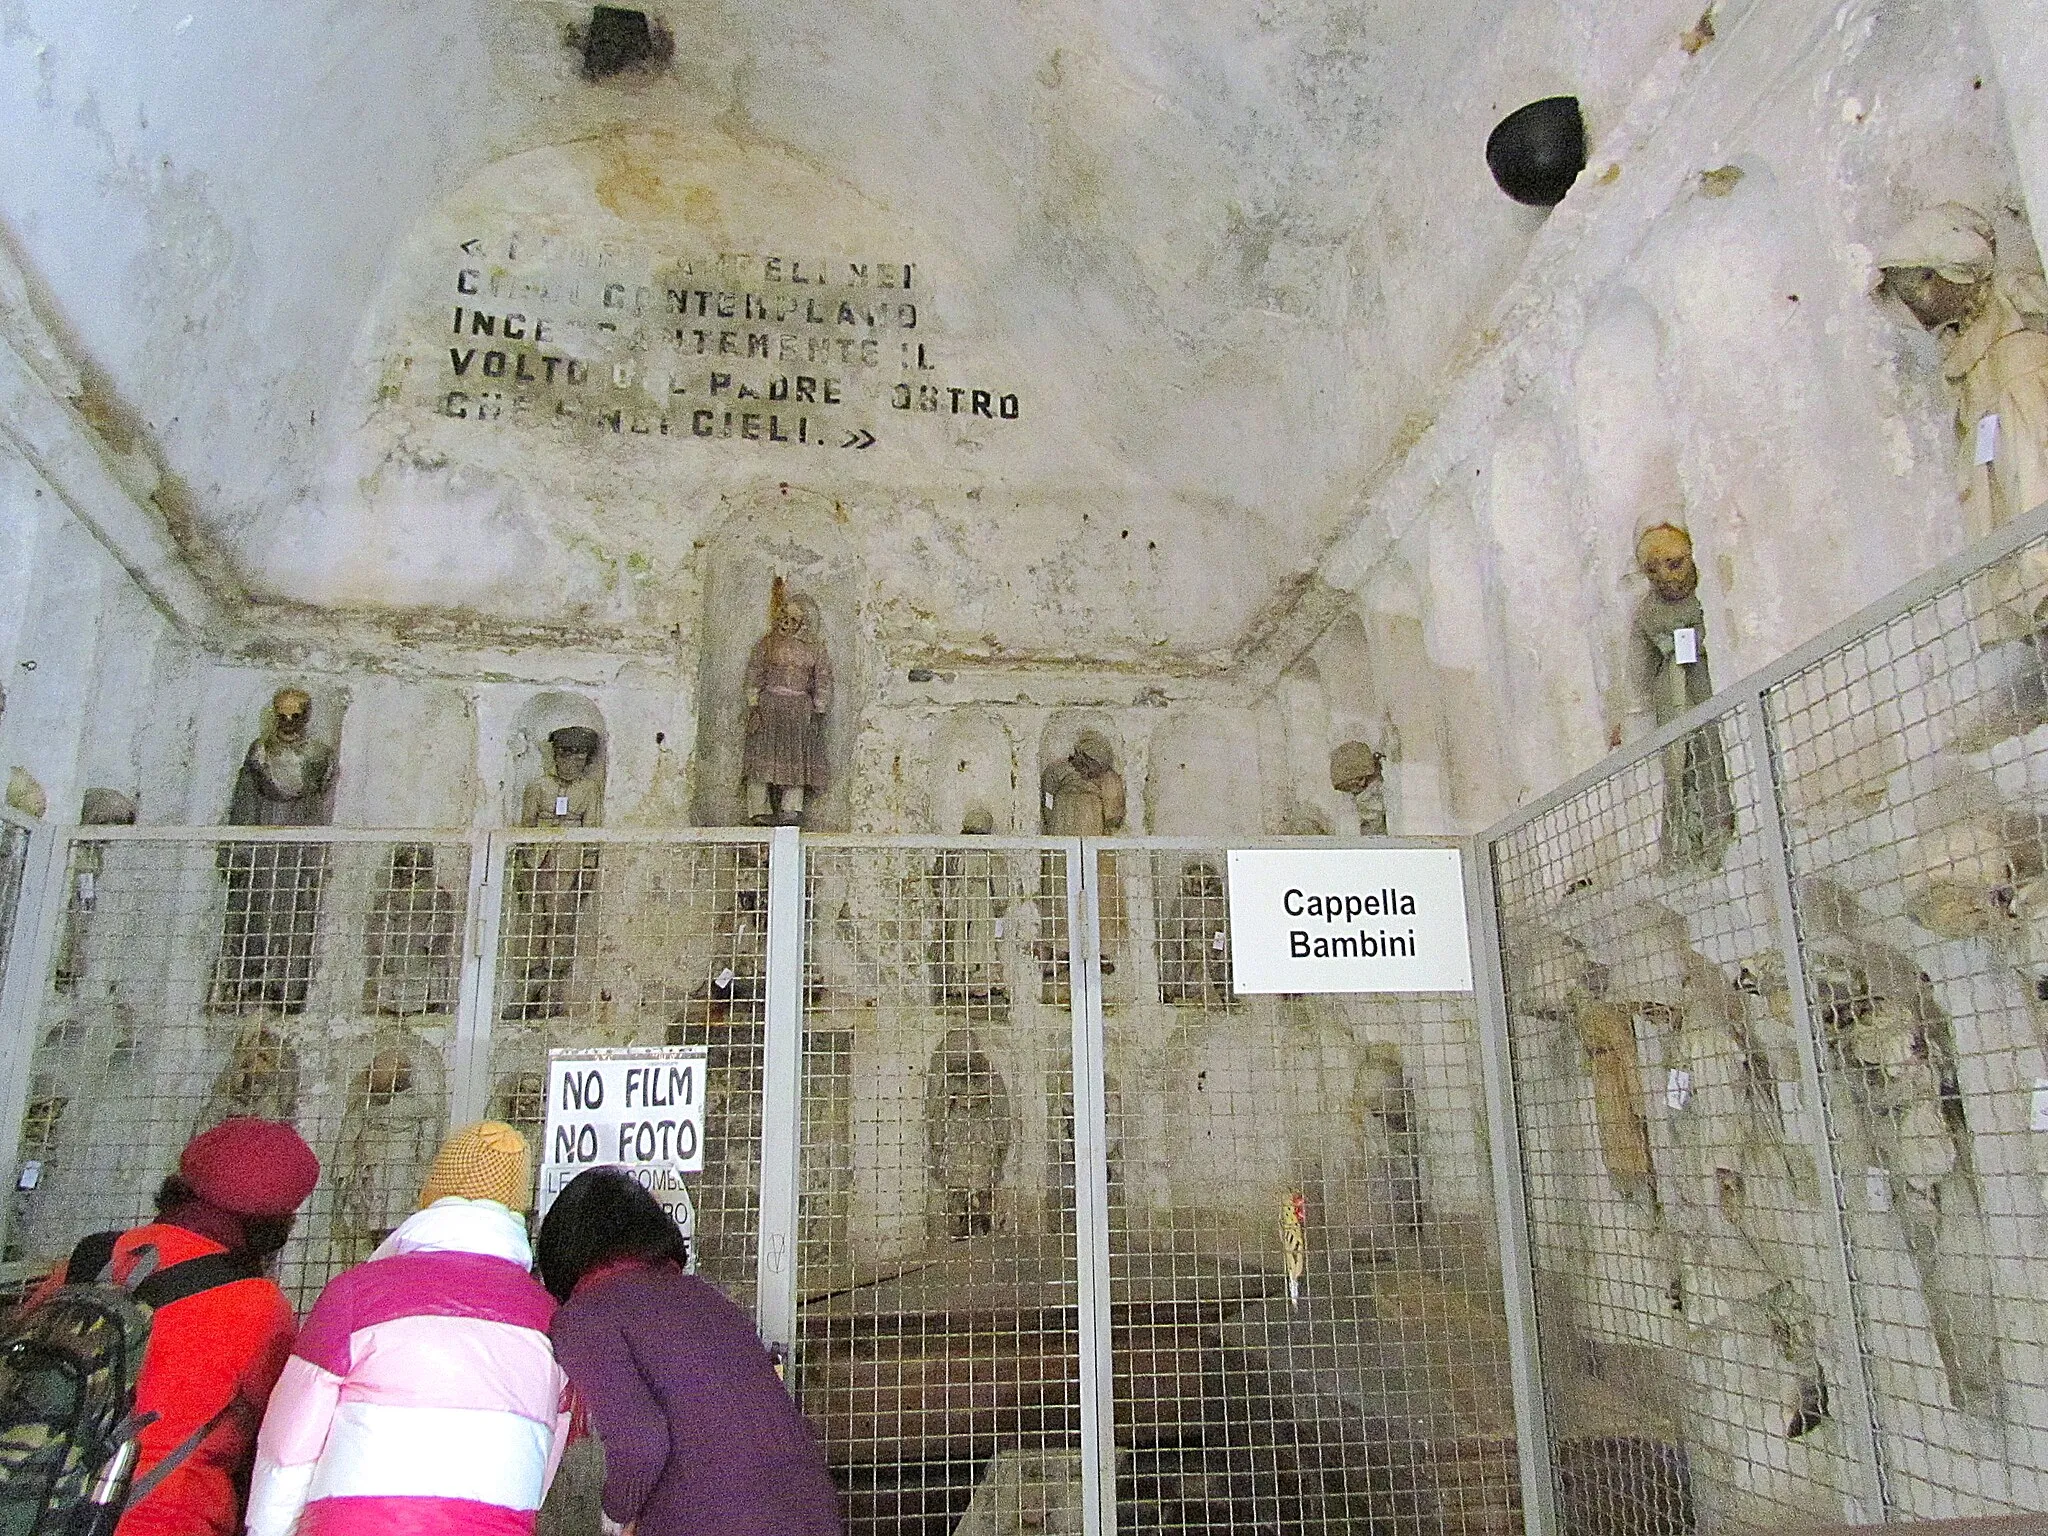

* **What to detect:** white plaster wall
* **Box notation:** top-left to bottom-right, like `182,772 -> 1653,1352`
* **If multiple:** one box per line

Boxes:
0,447 -> 201,824
1313,0 -> 2033,828
0,0 -> 1701,662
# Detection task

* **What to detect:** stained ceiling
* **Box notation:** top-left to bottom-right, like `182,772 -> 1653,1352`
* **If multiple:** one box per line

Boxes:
0,0 -> 1696,661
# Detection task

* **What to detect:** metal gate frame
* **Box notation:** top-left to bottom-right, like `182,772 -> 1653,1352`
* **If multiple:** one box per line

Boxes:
7,517 -> 2045,1529
1476,498 -> 2048,1533
0,821 -> 1527,1536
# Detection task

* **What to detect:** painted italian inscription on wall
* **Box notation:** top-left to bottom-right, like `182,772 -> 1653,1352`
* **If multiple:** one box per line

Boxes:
420,233 -> 1022,452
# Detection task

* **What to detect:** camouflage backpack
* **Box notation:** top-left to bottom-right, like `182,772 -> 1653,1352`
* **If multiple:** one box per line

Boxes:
0,1232 -> 253,1536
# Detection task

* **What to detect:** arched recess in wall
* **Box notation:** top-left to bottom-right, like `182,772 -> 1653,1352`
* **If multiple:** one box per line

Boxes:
504,690 -> 607,826
196,673 -> 351,826
1144,708 -> 1261,838
1572,286 -> 1685,743
929,710 -> 1016,835
691,489 -> 870,830
1357,555 -> 1453,835
1573,289 -> 1679,548
1486,404 -> 1606,796
1295,613 -> 1389,835
1313,614 -> 1385,751
1420,499 -> 1512,827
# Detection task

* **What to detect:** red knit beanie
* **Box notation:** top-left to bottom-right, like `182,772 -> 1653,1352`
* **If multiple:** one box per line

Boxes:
179,1118 -> 321,1217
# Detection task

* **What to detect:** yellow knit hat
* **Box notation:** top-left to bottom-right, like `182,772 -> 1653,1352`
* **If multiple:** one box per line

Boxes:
419,1121 -> 533,1212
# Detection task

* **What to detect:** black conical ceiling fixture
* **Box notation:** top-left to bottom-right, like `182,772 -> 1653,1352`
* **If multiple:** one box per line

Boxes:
1486,97 -> 1587,207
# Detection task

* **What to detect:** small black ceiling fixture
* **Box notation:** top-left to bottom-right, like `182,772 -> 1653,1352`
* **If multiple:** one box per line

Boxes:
1486,97 -> 1587,207
583,7 -> 668,80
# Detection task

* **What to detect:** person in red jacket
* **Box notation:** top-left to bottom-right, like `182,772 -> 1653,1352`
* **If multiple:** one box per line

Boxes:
35,1117 -> 320,1536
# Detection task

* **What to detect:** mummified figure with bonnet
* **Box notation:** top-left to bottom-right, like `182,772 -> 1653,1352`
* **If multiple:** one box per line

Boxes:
214,688 -> 335,1014
1878,203 -> 2048,638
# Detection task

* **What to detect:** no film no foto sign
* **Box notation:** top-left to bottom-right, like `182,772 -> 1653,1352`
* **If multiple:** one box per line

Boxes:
538,1045 -> 707,1232
1224,848 -> 1475,994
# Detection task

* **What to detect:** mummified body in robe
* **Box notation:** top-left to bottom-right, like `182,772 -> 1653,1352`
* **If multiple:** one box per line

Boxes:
743,592 -> 832,826
506,726 -> 603,1021
333,1038 -> 443,1261
1574,998 -> 1657,1202
1820,971 -> 2002,1413
364,845 -> 457,1015
1159,859 -> 1232,1005
214,689 -> 335,1014
1629,526 -> 1735,869
1038,732 -> 1128,993
926,1028 -> 1012,1239
203,1017 -> 301,1125
929,810 -> 1008,1007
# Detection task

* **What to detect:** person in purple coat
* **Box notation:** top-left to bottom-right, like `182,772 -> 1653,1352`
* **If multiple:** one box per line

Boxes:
536,1168 -> 843,1536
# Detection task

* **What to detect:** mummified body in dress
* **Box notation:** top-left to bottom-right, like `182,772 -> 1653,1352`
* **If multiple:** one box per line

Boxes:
743,590 -> 832,826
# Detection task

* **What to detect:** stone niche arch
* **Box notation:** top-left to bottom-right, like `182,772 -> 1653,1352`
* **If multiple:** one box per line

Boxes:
502,690 -> 608,826
1314,614 -> 1383,751
1572,287 -> 1681,563
195,671 -> 351,827
929,710 -> 1017,834
691,490 -> 870,830
1144,707 -> 1260,838
1486,404 -> 1606,796
1303,614 -> 1389,835
1358,555 -> 1453,835
1572,285 -> 1689,764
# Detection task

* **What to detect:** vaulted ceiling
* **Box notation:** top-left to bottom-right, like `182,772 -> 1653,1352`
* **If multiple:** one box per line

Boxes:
0,0 -> 1695,660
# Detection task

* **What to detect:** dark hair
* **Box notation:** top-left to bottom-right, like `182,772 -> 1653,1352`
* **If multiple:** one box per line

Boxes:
536,1167 -> 689,1302
153,1176 -> 296,1267
154,1174 -> 200,1218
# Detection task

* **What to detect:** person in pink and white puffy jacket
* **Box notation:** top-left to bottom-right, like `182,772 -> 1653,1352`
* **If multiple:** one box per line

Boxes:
245,1123 -> 571,1536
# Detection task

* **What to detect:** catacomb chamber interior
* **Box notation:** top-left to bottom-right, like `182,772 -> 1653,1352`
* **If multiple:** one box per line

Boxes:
0,823 -> 1525,1535
11,512 -> 2048,1532
3,1 -> 2048,1530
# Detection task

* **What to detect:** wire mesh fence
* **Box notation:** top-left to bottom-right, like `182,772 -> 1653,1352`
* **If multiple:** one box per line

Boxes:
2,832 -> 473,1309
485,832 -> 775,1310
1765,529 -> 2048,1521
1491,704 -> 1873,1535
1486,508 -> 2048,1531
1104,844 -> 1518,1536
791,840 -> 1086,1536
10,500 -> 2044,1536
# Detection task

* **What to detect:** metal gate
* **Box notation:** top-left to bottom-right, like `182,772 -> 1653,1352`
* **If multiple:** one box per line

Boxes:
7,508 -> 2048,1536
0,824 -> 1509,1536
1482,501 -> 2048,1532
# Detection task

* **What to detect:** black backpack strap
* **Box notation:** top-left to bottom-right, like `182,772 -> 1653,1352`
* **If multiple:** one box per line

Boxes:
66,1229 -> 122,1284
131,1251 -> 260,1310
121,1395 -> 247,1508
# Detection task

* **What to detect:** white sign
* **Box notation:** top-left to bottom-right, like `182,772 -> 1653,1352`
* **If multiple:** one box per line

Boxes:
1225,848 -> 1474,994
1976,412 -> 2001,465
539,1047 -> 706,1242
